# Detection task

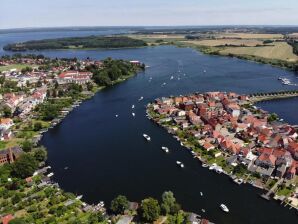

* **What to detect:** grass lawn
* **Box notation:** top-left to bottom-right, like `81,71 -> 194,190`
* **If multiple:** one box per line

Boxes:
0,64 -> 36,72
277,186 -> 292,196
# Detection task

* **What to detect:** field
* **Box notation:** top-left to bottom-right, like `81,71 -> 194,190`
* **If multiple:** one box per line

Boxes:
0,63 -> 34,72
215,32 -> 284,39
127,34 -> 185,45
183,39 -> 264,47
220,42 -> 298,62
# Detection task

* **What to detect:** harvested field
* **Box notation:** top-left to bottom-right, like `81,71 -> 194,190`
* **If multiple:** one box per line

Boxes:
183,39 -> 264,47
220,42 -> 298,62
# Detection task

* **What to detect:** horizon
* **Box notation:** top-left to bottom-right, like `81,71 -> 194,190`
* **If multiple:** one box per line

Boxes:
1,0 -> 298,29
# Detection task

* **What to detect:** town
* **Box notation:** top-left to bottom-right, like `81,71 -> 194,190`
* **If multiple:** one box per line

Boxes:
147,91 -> 298,210
0,54 -> 151,223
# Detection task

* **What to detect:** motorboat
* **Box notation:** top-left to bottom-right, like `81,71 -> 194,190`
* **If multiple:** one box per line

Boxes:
138,96 -> 144,101
201,209 -> 206,213
143,134 -> 151,141
220,204 -> 229,213
161,146 -> 169,153
200,192 -> 203,196
115,114 -> 119,118
132,105 -> 135,109
132,112 -> 135,117
170,76 -> 174,80
233,178 -> 244,185
76,195 -> 83,200
47,172 -> 54,177
176,161 -> 184,168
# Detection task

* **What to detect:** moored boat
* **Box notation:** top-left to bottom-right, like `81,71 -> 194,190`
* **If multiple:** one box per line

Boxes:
161,146 -> 169,153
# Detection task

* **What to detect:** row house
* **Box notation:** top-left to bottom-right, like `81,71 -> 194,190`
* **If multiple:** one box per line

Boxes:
57,71 -> 92,84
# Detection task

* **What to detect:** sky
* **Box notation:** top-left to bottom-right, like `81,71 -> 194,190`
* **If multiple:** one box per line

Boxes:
1,0 -> 298,29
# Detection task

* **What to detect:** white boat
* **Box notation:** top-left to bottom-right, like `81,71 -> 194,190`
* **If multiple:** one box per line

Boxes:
220,204 -> 229,213
180,163 -> 184,168
132,112 -> 135,117
233,178 -> 243,185
138,96 -> 144,101
170,76 -> 174,80
76,195 -> 83,200
143,134 -> 151,141
161,146 -> 169,153
203,70 -> 207,73
176,161 -> 182,165
47,172 -> 54,177
115,114 -> 119,118
202,163 -> 208,168
162,82 -> 167,86
180,142 -> 184,146
132,105 -> 135,109
200,192 -> 203,196
64,166 -> 69,170
201,209 -> 206,213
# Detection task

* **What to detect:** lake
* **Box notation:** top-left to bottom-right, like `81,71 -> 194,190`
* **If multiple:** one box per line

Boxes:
1,30 -> 298,224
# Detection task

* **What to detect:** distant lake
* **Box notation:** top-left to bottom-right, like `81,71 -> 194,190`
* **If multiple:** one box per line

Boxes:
1,30 -> 298,224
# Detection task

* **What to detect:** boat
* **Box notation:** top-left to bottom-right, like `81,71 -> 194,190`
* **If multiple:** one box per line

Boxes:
64,166 -> 69,170
200,192 -> 203,196
76,195 -> 83,200
132,105 -> 135,109
138,96 -> 144,101
161,146 -> 169,153
203,70 -> 207,73
47,172 -> 54,177
162,82 -> 167,86
220,204 -> 229,213
115,114 -> 119,118
143,134 -> 151,141
176,161 -> 184,168
201,209 -> 206,213
233,178 -> 244,185
132,112 -> 135,117
170,76 -> 174,80
202,163 -> 208,168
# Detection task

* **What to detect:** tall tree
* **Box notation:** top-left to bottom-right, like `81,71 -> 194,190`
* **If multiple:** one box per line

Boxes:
110,195 -> 129,214
140,197 -> 160,222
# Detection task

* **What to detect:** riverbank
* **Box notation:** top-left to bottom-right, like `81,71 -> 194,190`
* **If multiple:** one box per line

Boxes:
146,92 -> 298,212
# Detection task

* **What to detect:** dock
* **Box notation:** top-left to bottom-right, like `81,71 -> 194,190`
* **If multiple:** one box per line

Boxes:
261,178 -> 284,200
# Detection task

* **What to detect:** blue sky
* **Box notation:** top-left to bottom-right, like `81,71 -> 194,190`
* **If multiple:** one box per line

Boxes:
1,0 -> 298,29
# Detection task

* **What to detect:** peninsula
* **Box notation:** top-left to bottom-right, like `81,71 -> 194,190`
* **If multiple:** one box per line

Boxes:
3,36 -> 147,51
147,91 -> 298,210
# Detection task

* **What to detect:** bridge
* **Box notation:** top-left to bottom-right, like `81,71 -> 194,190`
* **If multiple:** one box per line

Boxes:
249,90 -> 298,103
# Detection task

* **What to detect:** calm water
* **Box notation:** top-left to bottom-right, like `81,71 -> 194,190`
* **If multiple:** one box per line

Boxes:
1,31 -> 298,224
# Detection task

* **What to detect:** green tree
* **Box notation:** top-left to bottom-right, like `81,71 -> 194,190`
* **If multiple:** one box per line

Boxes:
12,153 -> 39,178
110,195 -> 129,214
21,140 -> 33,152
33,122 -> 43,131
8,218 -> 28,224
3,106 -> 12,118
161,191 -> 180,215
33,147 -> 47,162
140,197 -> 160,222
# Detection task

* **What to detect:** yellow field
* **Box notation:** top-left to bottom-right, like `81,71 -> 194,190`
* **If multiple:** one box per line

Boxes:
220,42 -> 298,62
183,39 -> 263,47
216,33 -> 284,39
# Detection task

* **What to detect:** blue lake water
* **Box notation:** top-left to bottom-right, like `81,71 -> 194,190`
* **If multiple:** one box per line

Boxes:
1,30 -> 298,224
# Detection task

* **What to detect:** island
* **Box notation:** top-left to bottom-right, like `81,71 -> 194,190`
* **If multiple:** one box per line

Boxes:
3,36 -> 147,51
147,91 -> 298,210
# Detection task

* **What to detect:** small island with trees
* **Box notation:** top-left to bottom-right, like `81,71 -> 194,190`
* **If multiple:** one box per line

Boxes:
3,36 -> 147,51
